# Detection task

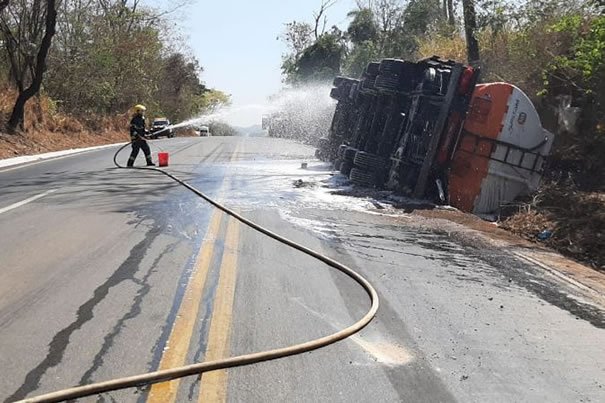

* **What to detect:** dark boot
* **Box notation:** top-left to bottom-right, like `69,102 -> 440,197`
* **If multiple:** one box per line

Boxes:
146,157 -> 155,166
127,157 -> 135,167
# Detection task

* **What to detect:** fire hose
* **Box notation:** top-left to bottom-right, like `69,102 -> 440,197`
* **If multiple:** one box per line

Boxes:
19,141 -> 379,402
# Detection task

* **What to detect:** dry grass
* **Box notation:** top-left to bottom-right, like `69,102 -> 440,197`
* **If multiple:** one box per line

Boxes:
500,183 -> 605,270
0,86 -> 132,159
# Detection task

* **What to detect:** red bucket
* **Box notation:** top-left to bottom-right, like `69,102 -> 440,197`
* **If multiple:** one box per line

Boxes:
158,152 -> 169,167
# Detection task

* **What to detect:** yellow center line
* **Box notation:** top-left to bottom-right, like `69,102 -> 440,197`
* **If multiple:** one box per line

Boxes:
198,216 -> 241,403
147,209 -> 223,402
147,139 -> 244,402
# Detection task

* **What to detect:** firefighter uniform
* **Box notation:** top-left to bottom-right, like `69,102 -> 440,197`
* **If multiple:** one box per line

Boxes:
128,104 -> 154,167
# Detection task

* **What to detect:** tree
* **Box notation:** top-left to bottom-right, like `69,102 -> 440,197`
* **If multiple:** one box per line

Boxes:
285,30 -> 345,83
462,0 -> 480,65
156,53 -> 206,121
447,0 -> 455,26
312,0 -> 338,40
280,1 -> 345,84
0,0 -> 58,132
199,89 -> 231,114
347,8 -> 379,44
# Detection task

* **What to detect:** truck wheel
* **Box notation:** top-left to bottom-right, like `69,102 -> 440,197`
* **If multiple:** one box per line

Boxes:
365,62 -> 380,76
361,76 -> 377,91
354,151 -> 385,171
343,147 -> 357,163
333,76 -> 346,87
375,75 -> 401,93
349,168 -> 377,188
340,160 -> 354,176
330,87 -> 342,101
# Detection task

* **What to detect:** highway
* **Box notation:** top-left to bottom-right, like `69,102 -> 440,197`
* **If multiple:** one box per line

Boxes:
0,136 -> 603,402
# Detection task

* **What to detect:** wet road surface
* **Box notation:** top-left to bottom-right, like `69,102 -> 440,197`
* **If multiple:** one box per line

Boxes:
0,136 -> 604,402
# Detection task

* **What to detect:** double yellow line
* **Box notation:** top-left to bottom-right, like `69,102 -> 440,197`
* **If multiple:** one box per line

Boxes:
148,144 -> 242,403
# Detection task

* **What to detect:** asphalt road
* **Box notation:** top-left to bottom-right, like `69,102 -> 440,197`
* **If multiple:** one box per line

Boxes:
0,136 -> 603,402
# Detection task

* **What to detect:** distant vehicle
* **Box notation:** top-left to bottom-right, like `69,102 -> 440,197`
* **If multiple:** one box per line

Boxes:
198,126 -> 210,137
150,118 -> 174,138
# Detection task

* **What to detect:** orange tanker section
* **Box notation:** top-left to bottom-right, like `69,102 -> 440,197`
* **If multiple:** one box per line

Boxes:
448,83 -> 554,214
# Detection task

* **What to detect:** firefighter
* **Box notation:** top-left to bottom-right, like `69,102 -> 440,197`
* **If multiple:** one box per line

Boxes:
127,104 -> 155,167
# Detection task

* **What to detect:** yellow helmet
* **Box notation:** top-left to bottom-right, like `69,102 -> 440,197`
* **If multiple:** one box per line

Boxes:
133,104 -> 147,114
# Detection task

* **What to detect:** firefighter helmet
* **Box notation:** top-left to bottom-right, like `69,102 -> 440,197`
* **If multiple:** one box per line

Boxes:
133,104 -> 147,114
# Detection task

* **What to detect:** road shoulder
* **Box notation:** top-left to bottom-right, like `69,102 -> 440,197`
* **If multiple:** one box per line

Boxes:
386,207 -> 605,308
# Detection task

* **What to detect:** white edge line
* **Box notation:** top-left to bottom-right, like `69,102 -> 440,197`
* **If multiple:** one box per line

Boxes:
0,142 -> 128,173
0,188 -> 59,215
512,250 -> 599,296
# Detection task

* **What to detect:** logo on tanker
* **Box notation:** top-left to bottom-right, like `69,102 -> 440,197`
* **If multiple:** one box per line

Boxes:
518,112 -> 527,125
508,99 -> 520,133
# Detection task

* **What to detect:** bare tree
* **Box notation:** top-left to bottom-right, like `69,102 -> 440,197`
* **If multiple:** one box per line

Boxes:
313,0 -> 338,39
462,0 -> 480,65
447,0 -> 455,26
3,0 -> 57,132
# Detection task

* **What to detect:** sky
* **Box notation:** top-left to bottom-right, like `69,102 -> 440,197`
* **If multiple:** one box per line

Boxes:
160,0 -> 359,126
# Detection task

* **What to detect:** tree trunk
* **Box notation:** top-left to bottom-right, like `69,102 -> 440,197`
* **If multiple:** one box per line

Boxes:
462,0 -> 480,66
7,0 -> 57,133
447,0 -> 455,26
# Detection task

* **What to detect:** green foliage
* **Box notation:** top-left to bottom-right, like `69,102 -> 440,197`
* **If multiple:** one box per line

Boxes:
547,15 -> 605,84
280,0 -> 449,81
344,40 -> 380,77
0,0 -> 219,127
199,89 -> 232,114
283,31 -> 345,84
347,8 -> 378,44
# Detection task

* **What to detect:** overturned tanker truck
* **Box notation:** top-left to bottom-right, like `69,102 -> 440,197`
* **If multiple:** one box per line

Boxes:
316,56 -> 555,214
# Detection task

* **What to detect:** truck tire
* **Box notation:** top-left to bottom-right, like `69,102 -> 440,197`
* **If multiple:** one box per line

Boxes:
349,168 -> 377,188
330,87 -> 342,101
333,76 -> 346,87
340,160 -> 354,176
343,147 -> 357,163
361,76 -> 377,91
354,151 -> 385,171
375,75 -> 401,93
379,59 -> 406,75
365,62 -> 380,76
337,144 -> 348,158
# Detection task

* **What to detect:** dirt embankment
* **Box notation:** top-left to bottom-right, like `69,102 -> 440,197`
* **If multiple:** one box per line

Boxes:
499,183 -> 605,271
0,88 -> 129,159
0,89 -> 201,160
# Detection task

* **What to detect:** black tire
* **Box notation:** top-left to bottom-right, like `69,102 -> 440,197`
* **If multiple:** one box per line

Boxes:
333,76 -> 346,87
337,144 -> 348,158
333,158 -> 343,171
330,87 -> 342,101
343,147 -> 357,162
379,59 -> 406,75
361,76 -> 377,91
340,160 -> 354,176
375,75 -> 401,93
365,62 -> 380,76
354,151 -> 385,171
349,168 -> 377,188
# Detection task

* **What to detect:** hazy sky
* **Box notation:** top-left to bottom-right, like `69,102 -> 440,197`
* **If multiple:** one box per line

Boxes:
173,0 -> 358,125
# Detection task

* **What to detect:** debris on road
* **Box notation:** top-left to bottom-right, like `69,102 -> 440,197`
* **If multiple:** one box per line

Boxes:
293,179 -> 316,188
